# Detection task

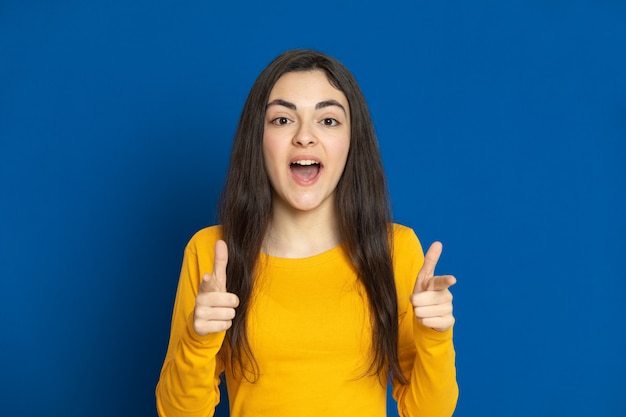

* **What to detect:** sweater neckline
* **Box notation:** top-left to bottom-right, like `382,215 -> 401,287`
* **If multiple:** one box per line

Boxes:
259,244 -> 345,268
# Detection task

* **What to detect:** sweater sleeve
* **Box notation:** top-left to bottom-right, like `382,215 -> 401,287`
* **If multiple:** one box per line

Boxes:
391,226 -> 459,417
156,235 -> 226,417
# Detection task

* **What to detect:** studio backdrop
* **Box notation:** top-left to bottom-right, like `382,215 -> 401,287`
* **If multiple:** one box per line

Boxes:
1,1 -> 624,416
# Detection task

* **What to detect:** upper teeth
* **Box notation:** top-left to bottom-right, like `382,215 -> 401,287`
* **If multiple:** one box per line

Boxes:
293,160 -> 318,166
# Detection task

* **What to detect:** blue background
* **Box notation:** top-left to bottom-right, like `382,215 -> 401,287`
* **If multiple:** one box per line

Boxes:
1,1 -> 624,416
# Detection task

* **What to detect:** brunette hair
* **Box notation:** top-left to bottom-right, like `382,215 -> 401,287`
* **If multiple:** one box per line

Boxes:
218,49 -> 406,384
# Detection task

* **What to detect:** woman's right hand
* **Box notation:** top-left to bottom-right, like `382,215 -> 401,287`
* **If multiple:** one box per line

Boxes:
193,240 -> 240,336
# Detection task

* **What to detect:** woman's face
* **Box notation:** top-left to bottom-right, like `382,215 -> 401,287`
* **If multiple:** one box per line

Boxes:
263,70 -> 351,215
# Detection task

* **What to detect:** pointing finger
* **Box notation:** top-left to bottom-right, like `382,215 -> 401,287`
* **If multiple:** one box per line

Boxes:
199,240 -> 229,293
413,241 -> 443,293
212,240 -> 228,292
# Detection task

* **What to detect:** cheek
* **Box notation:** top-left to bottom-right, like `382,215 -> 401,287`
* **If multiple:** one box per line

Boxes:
262,138 -> 283,181
262,131 -> 282,153
333,138 -> 351,168
262,136 -> 275,164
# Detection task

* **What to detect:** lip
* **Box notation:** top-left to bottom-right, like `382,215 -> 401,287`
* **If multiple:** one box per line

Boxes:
289,155 -> 322,165
289,154 -> 323,186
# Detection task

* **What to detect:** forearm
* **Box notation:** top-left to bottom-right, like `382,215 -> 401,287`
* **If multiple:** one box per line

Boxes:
394,322 -> 458,417
156,314 -> 226,417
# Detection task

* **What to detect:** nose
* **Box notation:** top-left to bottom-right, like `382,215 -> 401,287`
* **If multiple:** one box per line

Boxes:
292,121 -> 317,147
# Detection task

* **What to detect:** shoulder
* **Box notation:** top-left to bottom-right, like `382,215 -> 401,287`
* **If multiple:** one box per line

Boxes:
185,225 -> 223,256
390,223 -> 424,302
390,223 -> 422,256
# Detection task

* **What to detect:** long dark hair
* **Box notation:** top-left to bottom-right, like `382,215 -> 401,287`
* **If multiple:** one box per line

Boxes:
218,49 -> 406,384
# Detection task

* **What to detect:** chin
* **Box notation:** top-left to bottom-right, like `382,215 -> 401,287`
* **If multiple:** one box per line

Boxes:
291,202 -> 323,212
284,196 -> 332,213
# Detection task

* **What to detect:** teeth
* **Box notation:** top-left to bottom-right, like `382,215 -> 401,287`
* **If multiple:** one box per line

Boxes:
292,160 -> 319,166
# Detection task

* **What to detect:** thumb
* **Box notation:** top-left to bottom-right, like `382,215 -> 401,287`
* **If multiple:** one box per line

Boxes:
413,241 -> 442,294
200,240 -> 228,293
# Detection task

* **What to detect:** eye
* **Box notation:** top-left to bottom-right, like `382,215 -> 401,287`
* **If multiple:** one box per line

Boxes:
271,117 -> 292,126
321,118 -> 340,127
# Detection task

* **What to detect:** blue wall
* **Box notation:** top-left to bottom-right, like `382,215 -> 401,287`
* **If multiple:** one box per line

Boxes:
1,1 -> 624,416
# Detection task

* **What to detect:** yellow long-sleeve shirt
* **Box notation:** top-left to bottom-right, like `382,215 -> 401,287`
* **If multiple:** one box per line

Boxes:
156,224 -> 458,417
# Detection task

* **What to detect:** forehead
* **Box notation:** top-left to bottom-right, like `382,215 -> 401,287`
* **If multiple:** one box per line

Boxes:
268,70 -> 349,108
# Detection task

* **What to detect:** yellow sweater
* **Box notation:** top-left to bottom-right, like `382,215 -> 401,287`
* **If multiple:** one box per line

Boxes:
156,224 -> 457,417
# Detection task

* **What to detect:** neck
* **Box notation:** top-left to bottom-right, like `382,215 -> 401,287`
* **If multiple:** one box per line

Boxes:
262,198 -> 341,258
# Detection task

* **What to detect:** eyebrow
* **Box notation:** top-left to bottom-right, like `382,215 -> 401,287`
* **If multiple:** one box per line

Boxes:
316,100 -> 347,115
266,99 -> 347,115
266,99 -> 296,110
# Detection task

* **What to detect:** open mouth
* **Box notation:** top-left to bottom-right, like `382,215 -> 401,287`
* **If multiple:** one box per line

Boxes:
290,160 -> 321,183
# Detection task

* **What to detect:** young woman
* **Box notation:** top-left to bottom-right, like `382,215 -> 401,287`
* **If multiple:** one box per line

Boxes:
156,49 -> 458,417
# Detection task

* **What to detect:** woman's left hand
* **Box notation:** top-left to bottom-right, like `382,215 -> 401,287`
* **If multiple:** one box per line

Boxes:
410,242 -> 456,332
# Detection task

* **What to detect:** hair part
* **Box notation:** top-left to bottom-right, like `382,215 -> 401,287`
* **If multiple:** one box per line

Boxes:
218,49 -> 406,384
